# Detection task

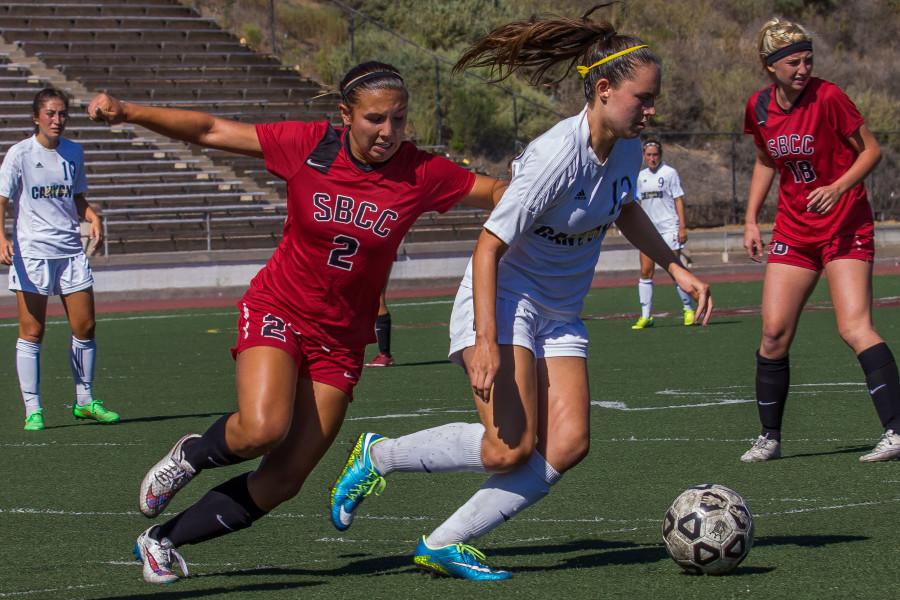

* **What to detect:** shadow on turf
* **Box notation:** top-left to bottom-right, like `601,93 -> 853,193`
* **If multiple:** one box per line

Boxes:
34,412 -> 229,430
485,534 -> 863,574
755,533 -> 867,548
782,445 -> 873,459
89,580 -> 323,600
210,554 -> 417,578
388,359 -> 451,368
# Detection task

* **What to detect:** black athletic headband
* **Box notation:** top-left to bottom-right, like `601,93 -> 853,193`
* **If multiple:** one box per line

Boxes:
765,40 -> 813,66
341,70 -> 404,101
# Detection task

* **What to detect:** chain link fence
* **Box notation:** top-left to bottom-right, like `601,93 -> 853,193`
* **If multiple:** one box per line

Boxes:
187,1 -> 900,229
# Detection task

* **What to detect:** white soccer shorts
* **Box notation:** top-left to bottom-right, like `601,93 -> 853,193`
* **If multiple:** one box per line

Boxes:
448,285 -> 589,364
656,227 -> 684,251
8,252 -> 94,296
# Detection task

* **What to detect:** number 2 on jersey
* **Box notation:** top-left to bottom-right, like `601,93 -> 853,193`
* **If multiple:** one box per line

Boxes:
328,234 -> 360,270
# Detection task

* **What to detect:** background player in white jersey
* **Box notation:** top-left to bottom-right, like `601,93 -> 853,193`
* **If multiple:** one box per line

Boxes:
632,138 -> 697,329
329,8 -> 712,580
0,88 -> 118,431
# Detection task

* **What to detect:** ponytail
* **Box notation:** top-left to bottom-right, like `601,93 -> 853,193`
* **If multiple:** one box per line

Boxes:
453,3 -> 658,102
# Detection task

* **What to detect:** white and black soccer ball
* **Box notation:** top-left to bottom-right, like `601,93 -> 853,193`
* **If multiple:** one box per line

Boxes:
661,484 -> 754,575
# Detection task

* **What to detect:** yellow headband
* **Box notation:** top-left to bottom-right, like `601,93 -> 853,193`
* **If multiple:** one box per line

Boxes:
576,45 -> 649,78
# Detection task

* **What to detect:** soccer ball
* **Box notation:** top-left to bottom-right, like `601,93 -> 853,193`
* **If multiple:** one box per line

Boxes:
661,484 -> 754,575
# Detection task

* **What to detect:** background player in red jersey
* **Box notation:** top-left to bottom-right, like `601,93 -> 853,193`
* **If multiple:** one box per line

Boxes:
88,61 -> 508,584
740,18 -> 900,463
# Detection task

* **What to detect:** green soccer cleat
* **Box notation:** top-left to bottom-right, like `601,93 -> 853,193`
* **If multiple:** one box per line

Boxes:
73,400 -> 120,424
24,410 -> 44,431
631,316 -> 655,330
413,536 -> 511,581
683,308 -> 696,326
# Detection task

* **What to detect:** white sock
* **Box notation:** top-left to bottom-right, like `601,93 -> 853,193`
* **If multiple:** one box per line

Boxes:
425,450 -> 562,548
638,278 -> 653,318
16,338 -> 41,416
676,286 -> 695,310
370,423 -> 486,475
70,337 -> 96,406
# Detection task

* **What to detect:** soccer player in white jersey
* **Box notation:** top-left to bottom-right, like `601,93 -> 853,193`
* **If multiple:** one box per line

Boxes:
329,8 -> 712,580
632,138 -> 697,329
0,88 -> 118,431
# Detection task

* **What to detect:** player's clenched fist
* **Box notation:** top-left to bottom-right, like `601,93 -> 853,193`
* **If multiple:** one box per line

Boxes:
87,93 -> 127,125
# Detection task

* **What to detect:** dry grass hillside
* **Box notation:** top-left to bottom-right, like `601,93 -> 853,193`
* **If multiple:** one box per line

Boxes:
184,0 -> 899,224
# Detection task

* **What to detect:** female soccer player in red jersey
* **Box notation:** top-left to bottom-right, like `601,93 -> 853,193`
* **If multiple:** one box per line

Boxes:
739,18 -> 900,463
88,61 -> 508,584
329,8 -> 712,580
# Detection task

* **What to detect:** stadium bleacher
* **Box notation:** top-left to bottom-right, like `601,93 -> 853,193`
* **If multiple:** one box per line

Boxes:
0,0 -> 488,256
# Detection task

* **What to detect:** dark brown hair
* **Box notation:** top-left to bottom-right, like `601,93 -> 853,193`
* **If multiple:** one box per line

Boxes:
32,88 -> 69,132
453,4 -> 658,102
339,61 -> 407,107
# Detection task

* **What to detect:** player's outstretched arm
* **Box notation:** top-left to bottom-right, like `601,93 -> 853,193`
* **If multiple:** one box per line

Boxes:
460,175 -> 509,210
87,93 -> 263,158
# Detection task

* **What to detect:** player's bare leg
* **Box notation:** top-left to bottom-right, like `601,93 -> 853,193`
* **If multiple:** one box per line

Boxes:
826,259 -> 900,461
741,263 -> 818,462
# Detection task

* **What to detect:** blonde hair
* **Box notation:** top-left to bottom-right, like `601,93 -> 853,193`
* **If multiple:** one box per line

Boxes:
757,17 -> 812,69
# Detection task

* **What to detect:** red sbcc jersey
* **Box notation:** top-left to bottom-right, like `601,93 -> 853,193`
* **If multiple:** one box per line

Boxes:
744,77 -> 872,243
246,120 -> 475,350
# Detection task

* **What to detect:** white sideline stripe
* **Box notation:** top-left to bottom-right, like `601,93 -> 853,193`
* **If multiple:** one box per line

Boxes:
389,299 -> 453,308
0,584 -> 104,598
0,441 -> 144,447
593,398 -> 753,410
347,408 -> 474,421
758,497 -> 900,517
0,508 -> 139,516
0,311 -> 235,328
0,301 -> 452,329
600,436 -> 878,443
12,496 -> 896,523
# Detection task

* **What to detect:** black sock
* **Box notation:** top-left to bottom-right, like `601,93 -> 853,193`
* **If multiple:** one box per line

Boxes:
857,343 -> 900,431
756,352 -> 790,441
182,414 -> 245,472
375,313 -> 392,355
152,473 -> 268,547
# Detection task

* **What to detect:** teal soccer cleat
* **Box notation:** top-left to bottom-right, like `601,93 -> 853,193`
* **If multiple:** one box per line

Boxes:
329,432 -> 385,531
413,536 -> 512,581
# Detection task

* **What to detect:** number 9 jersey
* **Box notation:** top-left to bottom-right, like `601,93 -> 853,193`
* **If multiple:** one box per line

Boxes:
743,77 -> 873,244
245,120 -> 475,351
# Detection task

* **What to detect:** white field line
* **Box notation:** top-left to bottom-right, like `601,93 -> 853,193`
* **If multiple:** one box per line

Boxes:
0,441 -> 145,447
346,408 -> 474,421
5,495 -> 898,526
0,300 -> 452,329
0,584 -> 104,598
0,311 -> 236,328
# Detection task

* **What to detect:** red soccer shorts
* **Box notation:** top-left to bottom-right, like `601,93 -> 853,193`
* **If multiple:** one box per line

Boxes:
767,224 -> 874,271
231,299 -> 363,397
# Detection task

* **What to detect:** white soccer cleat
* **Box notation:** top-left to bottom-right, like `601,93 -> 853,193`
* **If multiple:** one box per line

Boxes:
139,433 -> 200,517
859,429 -> 900,463
740,434 -> 781,463
133,527 -> 189,584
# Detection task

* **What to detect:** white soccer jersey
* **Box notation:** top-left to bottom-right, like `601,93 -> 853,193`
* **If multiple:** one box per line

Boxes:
636,163 -> 684,232
460,106 -> 641,322
0,135 -> 86,258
